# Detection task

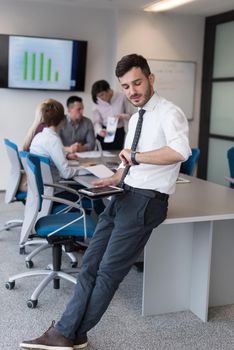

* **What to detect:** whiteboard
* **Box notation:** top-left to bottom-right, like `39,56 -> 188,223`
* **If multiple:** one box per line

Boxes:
148,59 -> 196,120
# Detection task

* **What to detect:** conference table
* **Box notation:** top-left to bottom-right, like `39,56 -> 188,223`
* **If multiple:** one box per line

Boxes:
143,175 -> 234,322
74,155 -> 234,322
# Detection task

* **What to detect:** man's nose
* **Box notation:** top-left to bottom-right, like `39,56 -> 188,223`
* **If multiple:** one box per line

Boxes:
129,85 -> 136,95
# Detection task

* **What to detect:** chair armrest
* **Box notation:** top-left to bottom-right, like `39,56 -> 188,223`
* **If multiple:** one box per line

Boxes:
59,180 -> 77,185
41,194 -> 87,240
44,182 -> 79,195
41,194 -> 84,213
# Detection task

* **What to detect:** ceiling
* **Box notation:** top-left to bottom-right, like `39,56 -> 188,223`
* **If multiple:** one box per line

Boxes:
7,0 -> 234,16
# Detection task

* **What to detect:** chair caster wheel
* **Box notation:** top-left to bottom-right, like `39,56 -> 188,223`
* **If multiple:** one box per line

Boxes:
71,262 -> 78,268
27,299 -> 38,308
26,260 -> 34,269
5,281 -> 15,290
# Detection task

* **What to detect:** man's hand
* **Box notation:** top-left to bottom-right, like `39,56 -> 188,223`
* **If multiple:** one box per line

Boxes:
66,153 -> 79,161
76,143 -> 87,152
92,168 -> 124,187
67,143 -> 86,153
92,177 -> 116,187
68,142 -> 80,153
119,149 -> 132,166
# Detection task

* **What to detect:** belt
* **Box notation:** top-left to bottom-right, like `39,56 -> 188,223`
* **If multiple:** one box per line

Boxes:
122,184 -> 169,201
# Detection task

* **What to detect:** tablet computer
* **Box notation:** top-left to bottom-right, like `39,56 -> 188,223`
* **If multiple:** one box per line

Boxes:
78,185 -> 124,197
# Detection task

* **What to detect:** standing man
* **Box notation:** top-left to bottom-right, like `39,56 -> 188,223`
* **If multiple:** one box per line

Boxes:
60,96 -> 96,153
20,54 -> 191,350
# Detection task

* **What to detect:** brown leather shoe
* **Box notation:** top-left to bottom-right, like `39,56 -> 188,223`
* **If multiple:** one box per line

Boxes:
74,334 -> 88,349
20,321 -> 73,350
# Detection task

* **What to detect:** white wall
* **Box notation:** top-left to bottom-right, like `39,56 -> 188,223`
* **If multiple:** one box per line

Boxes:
0,1 -> 204,189
116,10 -> 204,148
0,0 -> 116,189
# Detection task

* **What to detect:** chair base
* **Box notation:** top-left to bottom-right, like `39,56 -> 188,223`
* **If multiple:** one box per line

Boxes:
24,244 -> 78,268
0,219 -> 23,233
6,268 -> 79,308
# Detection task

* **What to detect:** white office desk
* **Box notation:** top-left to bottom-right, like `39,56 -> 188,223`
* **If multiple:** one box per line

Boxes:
143,176 -> 234,321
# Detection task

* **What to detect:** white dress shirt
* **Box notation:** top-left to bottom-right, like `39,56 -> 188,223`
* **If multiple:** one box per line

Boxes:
92,91 -> 130,135
122,93 -> 191,194
30,128 -> 79,183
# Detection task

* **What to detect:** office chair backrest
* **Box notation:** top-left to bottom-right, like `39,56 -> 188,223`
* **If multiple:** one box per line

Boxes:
227,147 -> 234,188
20,151 -> 54,217
180,148 -> 200,176
4,138 -> 23,204
19,153 -> 45,246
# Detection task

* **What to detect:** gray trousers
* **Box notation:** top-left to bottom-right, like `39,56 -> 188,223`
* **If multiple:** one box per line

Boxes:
56,189 -> 168,340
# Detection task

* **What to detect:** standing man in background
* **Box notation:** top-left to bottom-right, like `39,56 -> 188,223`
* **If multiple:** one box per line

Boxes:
91,80 -> 133,150
59,96 -> 96,153
20,54 -> 191,350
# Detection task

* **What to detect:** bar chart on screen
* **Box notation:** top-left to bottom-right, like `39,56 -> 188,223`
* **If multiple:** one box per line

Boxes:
8,36 -> 73,90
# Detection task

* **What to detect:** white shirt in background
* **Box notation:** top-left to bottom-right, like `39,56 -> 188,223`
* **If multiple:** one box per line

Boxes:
30,128 -> 79,183
92,91 -> 131,135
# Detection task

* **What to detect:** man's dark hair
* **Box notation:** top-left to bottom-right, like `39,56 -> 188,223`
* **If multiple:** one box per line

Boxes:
42,100 -> 65,127
115,54 -> 151,78
66,96 -> 83,108
91,80 -> 110,104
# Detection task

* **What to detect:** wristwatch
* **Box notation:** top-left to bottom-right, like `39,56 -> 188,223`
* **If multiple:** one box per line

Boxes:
131,151 -> 139,165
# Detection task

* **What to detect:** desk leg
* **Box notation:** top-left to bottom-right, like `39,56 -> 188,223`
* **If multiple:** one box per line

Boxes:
142,221 -> 213,322
143,223 -> 194,316
209,219 -> 234,306
189,221 -> 213,322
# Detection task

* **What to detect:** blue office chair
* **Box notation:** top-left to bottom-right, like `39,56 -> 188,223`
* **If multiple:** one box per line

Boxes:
226,147 -> 234,189
19,151 -> 86,267
5,153 -> 96,308
0,139 -> 27,233
180,148 -> 200,176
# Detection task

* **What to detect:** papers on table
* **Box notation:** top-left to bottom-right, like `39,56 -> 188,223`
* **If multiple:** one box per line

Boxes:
75,151 -> 116,158
103,151 -> 116,158
75,151 -> 102,158
79,164 -> 114,178
74,164 -> 114,188
176,177 -> 191,184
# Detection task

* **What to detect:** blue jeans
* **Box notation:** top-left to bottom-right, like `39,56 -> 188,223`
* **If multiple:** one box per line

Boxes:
56,189 -> 168,340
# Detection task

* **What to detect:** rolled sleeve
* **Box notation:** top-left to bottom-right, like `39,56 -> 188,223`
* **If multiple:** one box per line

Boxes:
162,106 -> 191,161
49,138 -> 78,179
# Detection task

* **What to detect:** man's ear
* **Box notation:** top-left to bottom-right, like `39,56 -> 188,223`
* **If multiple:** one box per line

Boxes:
149,73 -> 155,86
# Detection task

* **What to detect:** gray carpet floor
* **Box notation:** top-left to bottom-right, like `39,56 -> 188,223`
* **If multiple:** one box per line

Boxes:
1,193 -> 234,350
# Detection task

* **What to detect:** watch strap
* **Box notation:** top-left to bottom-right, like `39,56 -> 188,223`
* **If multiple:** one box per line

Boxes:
131,151 -> 139,165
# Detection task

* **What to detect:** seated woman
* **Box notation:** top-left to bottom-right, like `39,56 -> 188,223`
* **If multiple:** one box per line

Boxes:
29,99 -> 81,204
19,99 -> 50,192
30,99 -> 105,214
22,98 -> 51,152
30,99 -> 79,184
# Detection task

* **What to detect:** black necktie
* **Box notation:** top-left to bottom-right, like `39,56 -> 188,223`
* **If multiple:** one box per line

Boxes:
119,109 -> 146,187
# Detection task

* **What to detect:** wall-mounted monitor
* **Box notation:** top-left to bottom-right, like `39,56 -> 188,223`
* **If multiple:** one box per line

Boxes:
0,34 -> 87,91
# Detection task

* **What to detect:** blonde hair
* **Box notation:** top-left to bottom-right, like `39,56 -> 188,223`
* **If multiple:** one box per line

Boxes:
22,98 -> 56,151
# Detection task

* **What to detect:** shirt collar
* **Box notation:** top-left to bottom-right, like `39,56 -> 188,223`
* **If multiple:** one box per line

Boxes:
44,127 -> 57,136
138,92 -> 160,113
67,115 -> 82,126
